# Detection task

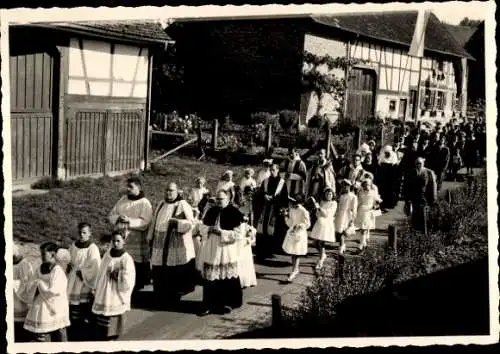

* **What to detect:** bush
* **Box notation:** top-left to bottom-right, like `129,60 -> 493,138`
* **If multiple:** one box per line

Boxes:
307,114 -> 328,129
278,110 -> 299,133
32,177 -> 64,190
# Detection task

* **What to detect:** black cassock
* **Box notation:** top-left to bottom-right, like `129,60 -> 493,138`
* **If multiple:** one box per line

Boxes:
201,205 -> 244,312
253,176 -> 289,257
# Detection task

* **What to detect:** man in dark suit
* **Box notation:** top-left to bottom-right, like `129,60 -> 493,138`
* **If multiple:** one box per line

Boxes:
403,157 -> 437,234
433,136 -> 450,191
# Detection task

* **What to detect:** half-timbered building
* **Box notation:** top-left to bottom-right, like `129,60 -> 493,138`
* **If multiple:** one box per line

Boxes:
304,11 -> 473,124
167,10 -> 473,125
8,21 -> 169,185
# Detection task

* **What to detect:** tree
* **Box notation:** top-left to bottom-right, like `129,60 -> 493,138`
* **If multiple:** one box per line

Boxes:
301,51 -> 366,117
151,42 -> 185,114
459,17 -> 482,27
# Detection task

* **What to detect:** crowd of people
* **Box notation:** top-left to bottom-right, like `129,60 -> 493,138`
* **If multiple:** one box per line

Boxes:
12,117 -> 486,343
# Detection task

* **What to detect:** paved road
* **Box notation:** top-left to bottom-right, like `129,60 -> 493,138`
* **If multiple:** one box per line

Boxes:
118,173 -> 474,340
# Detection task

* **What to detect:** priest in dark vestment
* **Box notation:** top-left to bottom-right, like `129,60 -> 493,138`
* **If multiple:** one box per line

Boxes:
282,148 -> 307,199
254,164 -> 289,259
197,190 -> 244,316
308,148 -> 336,202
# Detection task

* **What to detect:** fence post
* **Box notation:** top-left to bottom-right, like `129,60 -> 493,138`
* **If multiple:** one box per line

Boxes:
380,124 -> 385,146
265,124 -> 273,155
388,224 -> 397,252
325,124 -> 332,159
211,119 -> 219,151
446,189 -> 452,204
271,294 -> 283,329
338,254 -> 345,283
354,127 -> 361,151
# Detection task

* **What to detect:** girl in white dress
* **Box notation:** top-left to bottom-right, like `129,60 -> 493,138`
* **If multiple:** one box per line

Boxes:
239,168 -> 257,192
24,242 -> 70,342
189,178 -> 210,261
66,222 -> 101,341
189,177 -> 209,214
237,187 -> 257,288
13,242 -> 35,342
335,180 -> 358,256
256,159 -> 272,187
282,195 -> 311,282
309,187 -> 337,270
361,172 -> 381,241
216,170 -> 236,203
355,179 -> 382,250
92,231 -> 136,341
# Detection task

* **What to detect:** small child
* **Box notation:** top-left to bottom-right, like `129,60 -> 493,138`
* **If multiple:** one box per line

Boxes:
237,187 -> 257,288
216,170 -> 236,203
189,177 -> 209,214
355,179 -> 382,251
239,168 -> 257,192
449,148 -> 463,182
92,231 -> 136,341
13,242 -> 35,342
24,242 -> 70,342
67,222 -> 102,341
256,159 -> 272,188
309,187 -> 337,271
335,180 -> 358,256
282,195 -> 311,282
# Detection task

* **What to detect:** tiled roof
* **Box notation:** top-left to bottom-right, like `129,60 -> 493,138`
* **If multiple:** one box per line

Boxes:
311,11 -> 474,59
442,23 -> 478,48
48,20 -> 170,44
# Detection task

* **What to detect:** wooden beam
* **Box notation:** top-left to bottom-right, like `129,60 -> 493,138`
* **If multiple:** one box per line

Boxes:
55,43 -> 69,181
109,43 -> 115,96
151,130 -> 195,137
150,137 -> 198,163
144,49 -> 153,171
129,47 -> 143,97
77,38 -> 91,95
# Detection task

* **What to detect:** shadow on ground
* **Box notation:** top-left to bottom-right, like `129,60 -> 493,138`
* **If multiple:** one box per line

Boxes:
231,257 -> 490,338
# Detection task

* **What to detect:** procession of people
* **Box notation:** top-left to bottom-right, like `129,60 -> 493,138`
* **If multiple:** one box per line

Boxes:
12,117 -> 486,342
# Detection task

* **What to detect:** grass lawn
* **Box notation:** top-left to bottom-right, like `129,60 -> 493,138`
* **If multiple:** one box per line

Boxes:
12,156 -> 259,253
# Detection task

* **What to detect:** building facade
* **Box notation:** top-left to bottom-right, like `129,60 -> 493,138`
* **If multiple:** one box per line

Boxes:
9,21 -> 169,184
166,11 -> 473,125
302,12 -> 472,124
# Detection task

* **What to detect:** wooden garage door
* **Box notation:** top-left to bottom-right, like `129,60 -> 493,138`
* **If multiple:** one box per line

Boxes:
346,68 -> 376,124
64,107 -> 145,178
10,47 -> 57,182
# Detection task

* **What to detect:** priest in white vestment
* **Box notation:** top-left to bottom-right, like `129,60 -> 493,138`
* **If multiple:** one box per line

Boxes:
197,189 -> 244,316
109,177 -> 153,294
147,182 -> 197,309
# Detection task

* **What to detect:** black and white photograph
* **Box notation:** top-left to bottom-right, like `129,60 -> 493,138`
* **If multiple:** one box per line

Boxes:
1,1 -> 498,352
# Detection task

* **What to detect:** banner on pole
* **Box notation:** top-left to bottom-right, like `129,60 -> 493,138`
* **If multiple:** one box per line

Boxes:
408,10 -> 432,58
